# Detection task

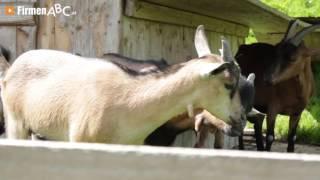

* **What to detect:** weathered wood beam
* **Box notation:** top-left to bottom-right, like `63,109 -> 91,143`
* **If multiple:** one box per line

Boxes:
125,0 -> 248,37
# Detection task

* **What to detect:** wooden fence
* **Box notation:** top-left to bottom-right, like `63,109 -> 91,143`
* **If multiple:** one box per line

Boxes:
0,140 -> 320,180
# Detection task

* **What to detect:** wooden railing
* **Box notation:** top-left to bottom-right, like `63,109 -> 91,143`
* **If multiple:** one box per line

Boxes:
0,140 -> 320,180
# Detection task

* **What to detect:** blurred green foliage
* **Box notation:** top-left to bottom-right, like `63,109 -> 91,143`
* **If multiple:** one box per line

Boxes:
261,0 -> 320,17
245,29 -> 258,44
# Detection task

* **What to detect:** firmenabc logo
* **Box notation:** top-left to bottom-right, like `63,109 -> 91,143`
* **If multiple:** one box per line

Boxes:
4,5 -> 15,16
1,3 -> 76,16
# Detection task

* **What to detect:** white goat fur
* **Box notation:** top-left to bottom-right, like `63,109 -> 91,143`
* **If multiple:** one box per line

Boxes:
2,32 -> 243,145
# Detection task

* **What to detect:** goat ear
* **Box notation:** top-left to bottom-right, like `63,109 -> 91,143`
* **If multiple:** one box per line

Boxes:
246,108 -> 265,124
200,62 -> 230,78
0,46 -> 10,62
195,25 -> 211,57
247,73 -> 255,85
247,108 -> 265,119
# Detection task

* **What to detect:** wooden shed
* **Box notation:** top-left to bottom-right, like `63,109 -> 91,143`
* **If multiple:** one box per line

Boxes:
0,0 -> 309,148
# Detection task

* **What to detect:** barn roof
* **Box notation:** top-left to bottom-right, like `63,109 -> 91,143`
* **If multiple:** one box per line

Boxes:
141,0 -> 315,34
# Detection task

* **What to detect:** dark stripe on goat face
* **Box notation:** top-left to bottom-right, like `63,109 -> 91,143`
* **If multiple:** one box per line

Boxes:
238,75 -> 255,114
265,42 -> 305,84
0,45 -> 10,62
275,42 -> 299,69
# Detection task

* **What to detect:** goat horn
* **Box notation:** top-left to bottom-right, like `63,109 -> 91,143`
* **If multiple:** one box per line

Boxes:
221,36 -> 234,62
221,37 -> 240,91
289,23 -> 320,46
283,20 -> 300,42
247,73 -> 255,84
194,25 -> 211,57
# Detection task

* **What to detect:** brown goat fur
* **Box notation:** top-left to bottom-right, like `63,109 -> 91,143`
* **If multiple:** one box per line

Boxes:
236,21 -> 320,152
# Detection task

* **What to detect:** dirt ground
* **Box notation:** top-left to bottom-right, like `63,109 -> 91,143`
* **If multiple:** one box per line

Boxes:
243,141 -> 320,154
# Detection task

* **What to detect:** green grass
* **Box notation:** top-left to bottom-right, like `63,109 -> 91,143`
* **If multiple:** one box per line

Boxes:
275,110 -> 320,144
246,110 -> 320,145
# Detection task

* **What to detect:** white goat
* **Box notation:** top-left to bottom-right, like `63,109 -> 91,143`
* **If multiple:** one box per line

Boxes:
2,25 -> 247,144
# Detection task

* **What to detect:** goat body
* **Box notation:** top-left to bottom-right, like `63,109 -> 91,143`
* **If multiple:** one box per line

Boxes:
2,26 -> 248,144
2,26 -> 251,145
236,21 -> 318,152
2,50 -> 240,144
103,53 -> 257,148
102,53 -> 236,147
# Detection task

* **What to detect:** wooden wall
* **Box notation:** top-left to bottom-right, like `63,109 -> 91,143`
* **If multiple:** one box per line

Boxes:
120,16 -> 245,64
0,0 -> 36,63
0,0 -> 248,149
37,0 -> 122,56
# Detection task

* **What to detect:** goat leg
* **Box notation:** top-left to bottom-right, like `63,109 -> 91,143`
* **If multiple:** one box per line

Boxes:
266,111 -> 278,151
287,113 -> 302,152
253,117 -> 265,151
214,130 -> 224,149
194,115 -> 209,148
239,115 -> 265,151
238,134 -> 244,150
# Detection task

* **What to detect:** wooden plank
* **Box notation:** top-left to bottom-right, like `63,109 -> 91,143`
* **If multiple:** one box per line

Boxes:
125,0 -> 248,37
0,2 -> 35,26
36,0 -> 55,49
181,27 -> 196,60
120,16 -> 134,57
16,26 -> 36,56
89,0 -> 108,57
54,0 -> 91,56
143,0 -> 289,34
121,16 -> 140,59
51,0 -> 122,56
104,0 -> 122,54
0,26 -> 16,63
208,31 -> 221,54
133,18 -> 149,59
160,23 -> 184,64
147,22 -> 163,60
1,140 -> 320,180
1,0 -> 36,2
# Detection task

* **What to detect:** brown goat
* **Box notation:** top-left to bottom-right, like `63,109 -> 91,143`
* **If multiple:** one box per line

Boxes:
236,20 -> 320,152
